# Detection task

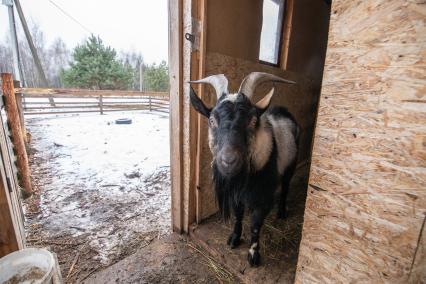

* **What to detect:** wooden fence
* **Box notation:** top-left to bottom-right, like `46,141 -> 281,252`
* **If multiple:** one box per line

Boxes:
15,88 -> 169,115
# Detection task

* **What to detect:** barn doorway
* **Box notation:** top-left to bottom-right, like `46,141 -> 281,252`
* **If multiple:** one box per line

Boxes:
169,0 -> 331,282
0,0 -> 174,282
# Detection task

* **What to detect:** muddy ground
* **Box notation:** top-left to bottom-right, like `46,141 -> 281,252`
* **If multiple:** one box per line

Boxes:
22,112 -> 172,283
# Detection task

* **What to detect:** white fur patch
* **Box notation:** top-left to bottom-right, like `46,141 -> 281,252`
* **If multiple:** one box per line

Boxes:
249,117 -> 273,171
267,115 -> 297,175
208,127 -> 214,151
249,242 -> 258,256
221,93 -> 238,103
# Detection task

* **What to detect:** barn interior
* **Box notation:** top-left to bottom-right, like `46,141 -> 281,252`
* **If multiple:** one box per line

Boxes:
183,0 -> 331,282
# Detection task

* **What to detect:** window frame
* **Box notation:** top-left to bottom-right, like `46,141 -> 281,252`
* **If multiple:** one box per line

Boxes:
258,0 -> 287,67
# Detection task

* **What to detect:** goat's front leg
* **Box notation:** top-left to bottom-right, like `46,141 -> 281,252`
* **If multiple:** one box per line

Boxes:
227,202 -> 244,248
247,209 -> 266,266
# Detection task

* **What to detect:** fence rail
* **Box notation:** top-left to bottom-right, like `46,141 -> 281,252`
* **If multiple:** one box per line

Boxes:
15,88 -> 169,115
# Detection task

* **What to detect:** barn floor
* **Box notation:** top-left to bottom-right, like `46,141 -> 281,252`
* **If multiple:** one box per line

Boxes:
81,163 -> 309,283
83,233 -> 240,284
190,164 -> 309,284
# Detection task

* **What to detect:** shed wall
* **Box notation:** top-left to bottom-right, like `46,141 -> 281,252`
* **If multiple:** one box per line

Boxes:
295,0 -> 426,282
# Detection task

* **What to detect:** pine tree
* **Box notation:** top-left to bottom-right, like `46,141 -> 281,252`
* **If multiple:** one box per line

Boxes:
62,35 -> 133,90
143,61 -> 169,92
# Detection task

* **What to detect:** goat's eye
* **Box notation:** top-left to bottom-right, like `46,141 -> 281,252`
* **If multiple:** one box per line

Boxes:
209,116 -> 217,128
248,116 -> 257,128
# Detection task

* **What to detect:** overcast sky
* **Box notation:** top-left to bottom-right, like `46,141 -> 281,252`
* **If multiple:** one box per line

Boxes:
0,0 -> 168,64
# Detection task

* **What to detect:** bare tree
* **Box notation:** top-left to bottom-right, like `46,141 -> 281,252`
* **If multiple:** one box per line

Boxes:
0,21 -> 71,88
120,50 -> 144,90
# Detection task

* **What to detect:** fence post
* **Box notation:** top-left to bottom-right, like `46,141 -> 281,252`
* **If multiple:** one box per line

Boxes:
13,80 -> 27,143
1,73 -> 32,197
99,95 -> 104,115
149,95 -> 152,111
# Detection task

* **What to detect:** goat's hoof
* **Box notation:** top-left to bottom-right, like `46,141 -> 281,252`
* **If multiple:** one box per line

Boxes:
247,250 -> 261,267
277,209 -> 288,219
227,233 -> 241,249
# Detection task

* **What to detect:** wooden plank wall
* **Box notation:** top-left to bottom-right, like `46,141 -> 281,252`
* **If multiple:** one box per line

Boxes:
296,0 -> 426,282
197,52 -> 317,220
0,104 -> 25,256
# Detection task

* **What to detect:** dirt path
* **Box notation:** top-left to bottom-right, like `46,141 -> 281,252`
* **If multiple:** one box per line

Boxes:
23,112 -> 171,283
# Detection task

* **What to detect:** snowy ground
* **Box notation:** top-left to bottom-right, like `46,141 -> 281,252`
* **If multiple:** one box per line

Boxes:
23,110 -> 171,280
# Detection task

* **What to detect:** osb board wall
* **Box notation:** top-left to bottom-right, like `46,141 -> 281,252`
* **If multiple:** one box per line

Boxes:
198,51 -> 318,220
206,0 -> 262,62
295,1 -> 426,283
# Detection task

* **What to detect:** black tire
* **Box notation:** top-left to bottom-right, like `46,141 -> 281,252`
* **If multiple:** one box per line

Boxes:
115,118 -> 132,124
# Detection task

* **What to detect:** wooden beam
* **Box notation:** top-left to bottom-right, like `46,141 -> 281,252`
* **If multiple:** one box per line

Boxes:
1,73 -> 32,197
16,88 -> 168,98
280,0 -> 294,69
0,76 -> 25,257
169,0 -> 184,233
13,81 -> 27,144
0,157 -> 21,256
195,0 -> 207,223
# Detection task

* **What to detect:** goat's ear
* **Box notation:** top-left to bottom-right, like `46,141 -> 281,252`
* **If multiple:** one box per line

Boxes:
255,87 -> 274,110
190,86 -> 211,118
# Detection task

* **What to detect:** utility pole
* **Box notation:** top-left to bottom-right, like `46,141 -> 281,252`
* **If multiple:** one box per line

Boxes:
3,0 -> 25,85
13,0 -> 55,106
14,0 -> 48,87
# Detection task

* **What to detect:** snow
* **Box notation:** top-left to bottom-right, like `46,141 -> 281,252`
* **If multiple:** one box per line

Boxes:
25,110 -> 171,264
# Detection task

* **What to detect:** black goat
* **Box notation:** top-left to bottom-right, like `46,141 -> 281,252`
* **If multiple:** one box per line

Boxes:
189,72 -> 299,266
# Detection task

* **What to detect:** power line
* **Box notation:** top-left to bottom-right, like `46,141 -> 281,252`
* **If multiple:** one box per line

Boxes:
48,0 -> 93,34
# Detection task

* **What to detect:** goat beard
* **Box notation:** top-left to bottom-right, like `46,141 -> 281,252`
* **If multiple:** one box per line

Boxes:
212,162 -> 249,222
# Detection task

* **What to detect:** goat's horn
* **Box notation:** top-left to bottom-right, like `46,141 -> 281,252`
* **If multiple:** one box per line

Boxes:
189,74 -> 229,100
238,72 -> 295,100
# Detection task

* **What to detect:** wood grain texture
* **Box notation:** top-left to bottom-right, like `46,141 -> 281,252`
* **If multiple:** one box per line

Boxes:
16,88 -> 168,98
198,52 -> 318,220
168,0 -> 184,232
296,1 -> 426,283
2,73 -> 32,197
0,81 -> 25,257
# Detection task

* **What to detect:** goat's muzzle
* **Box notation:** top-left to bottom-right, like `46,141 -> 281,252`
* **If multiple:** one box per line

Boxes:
217,146 -> 243,177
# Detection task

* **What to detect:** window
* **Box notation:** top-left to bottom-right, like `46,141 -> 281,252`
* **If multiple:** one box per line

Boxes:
259,0 -> 285,65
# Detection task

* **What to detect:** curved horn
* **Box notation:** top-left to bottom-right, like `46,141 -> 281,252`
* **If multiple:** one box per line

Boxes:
238,72 -> 295,100
189,74 -> 229,100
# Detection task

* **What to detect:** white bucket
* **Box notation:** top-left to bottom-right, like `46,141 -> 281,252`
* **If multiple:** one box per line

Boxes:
0,248 -> 55,284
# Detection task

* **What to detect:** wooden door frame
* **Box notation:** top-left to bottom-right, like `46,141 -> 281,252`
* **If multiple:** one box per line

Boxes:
169,0 -> 207,233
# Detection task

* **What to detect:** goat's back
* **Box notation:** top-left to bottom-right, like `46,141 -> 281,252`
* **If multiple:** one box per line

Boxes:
265,107 -> 299,175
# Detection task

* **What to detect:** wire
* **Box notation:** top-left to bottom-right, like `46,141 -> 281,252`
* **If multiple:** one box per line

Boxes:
48,0 -> 93,34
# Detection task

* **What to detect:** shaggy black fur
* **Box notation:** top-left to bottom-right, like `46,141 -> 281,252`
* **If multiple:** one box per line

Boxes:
189,86 -> 300,267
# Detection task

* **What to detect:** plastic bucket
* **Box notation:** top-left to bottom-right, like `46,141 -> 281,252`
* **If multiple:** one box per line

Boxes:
0,248 -> 55,284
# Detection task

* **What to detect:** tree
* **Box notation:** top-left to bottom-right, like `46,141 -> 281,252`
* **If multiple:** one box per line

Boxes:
120,50 -> 144,90
0,22 -> 71,88
47,38 -> 70,87
143,61 -> 169,92
61,35 -> 133,90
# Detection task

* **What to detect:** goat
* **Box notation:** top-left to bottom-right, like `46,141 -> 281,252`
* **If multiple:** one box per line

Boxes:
189,72 -> 300,267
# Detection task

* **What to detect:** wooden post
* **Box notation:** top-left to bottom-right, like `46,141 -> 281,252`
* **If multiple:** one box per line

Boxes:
0,172 -> 21,256
13,80 -> 27,143
149,96 -> 152,111
99,95 -> 104,114
1,73 -> 32,197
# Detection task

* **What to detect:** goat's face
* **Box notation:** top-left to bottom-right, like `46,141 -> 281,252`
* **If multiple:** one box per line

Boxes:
207,93 -> 258,177
190,89 -> 269,178
189,72 -> 295,178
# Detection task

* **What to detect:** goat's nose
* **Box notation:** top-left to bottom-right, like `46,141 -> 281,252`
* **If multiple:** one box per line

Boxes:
221,149 -> 238,168
222,154 -> 237,166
